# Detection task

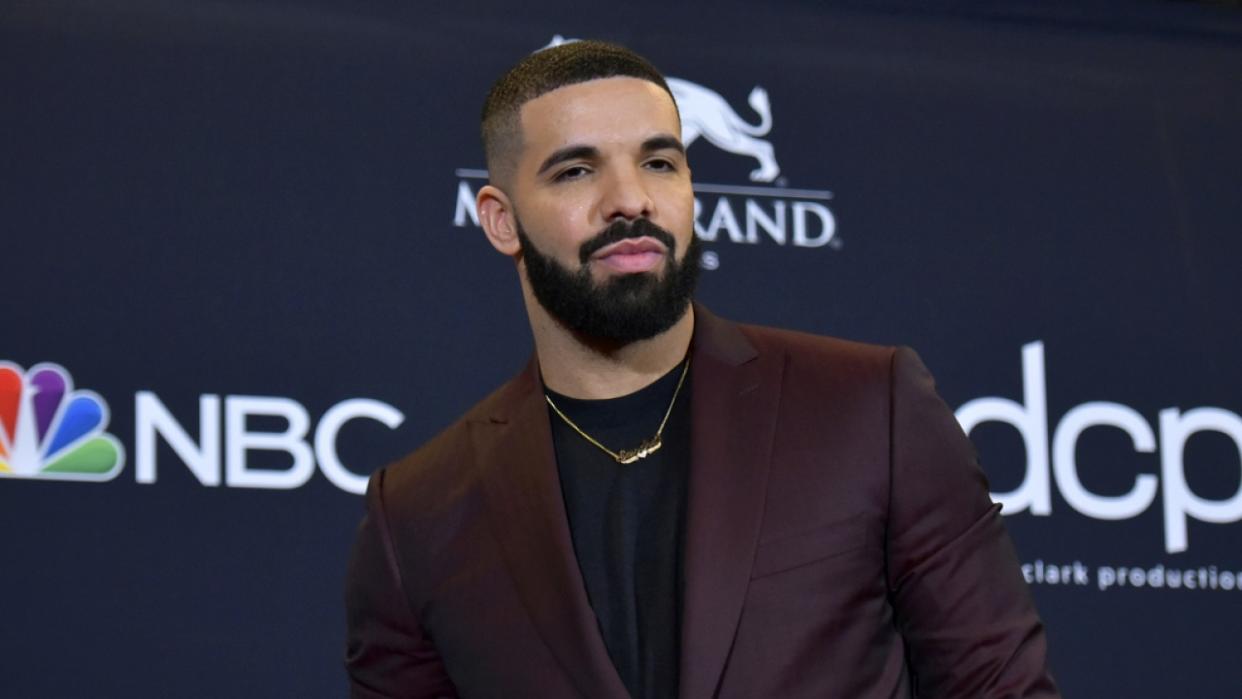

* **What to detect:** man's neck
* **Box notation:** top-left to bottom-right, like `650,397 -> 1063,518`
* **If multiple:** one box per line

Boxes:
526,299 -> 695,400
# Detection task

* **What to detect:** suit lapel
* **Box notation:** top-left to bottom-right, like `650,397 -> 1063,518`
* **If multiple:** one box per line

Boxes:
680,307 -> 783,698
476,362 -> 630,699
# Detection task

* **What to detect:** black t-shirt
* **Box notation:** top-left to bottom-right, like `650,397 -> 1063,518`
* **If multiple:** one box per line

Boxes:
547,361 -> 691,699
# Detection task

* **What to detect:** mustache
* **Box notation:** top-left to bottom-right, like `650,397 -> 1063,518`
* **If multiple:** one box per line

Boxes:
578,218 -> 677,264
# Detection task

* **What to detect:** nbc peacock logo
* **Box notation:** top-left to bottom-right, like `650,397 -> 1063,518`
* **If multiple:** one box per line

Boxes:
0,362 -> 125,481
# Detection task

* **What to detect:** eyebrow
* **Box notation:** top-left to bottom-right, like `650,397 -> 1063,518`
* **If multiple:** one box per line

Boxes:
641,134 -> 686,156
536,145 -> 599,177
534,134 -> 687,177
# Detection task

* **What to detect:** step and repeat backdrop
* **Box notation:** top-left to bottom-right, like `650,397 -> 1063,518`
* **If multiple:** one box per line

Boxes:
4,1 -> 1240,696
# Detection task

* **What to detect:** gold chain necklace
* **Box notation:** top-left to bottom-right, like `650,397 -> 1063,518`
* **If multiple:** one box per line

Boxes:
544,358 -> 691,464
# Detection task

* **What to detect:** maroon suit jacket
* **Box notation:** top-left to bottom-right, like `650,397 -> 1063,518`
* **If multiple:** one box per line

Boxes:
344,307 -> 1059,698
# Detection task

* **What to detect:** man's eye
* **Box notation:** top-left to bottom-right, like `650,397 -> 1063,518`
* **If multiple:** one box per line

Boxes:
645,159 -> 675,172
555,166 -> 589,181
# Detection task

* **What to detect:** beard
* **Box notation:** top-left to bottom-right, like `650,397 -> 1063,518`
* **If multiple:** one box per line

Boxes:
516,216 -> 701,345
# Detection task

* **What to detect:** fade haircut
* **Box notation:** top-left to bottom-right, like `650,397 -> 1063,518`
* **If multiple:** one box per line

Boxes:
480,40 -> 676,188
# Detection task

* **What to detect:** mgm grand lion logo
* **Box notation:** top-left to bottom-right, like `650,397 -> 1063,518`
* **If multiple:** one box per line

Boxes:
669,78 -> 778,182
545,36 -> 780,182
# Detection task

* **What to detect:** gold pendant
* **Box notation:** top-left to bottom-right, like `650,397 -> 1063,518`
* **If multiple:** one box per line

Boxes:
616,436 -> 663,464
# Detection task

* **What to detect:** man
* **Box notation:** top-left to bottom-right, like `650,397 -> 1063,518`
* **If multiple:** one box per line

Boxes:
345,40 -> 1059,698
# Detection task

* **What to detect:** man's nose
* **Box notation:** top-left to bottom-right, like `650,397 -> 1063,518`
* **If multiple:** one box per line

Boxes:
600,166 -> 654,222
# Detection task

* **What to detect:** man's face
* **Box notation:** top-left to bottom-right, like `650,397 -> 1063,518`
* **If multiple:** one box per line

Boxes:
506,77 -> 698,343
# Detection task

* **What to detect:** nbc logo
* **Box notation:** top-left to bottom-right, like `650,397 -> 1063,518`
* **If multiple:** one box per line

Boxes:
0,362 -> 125,481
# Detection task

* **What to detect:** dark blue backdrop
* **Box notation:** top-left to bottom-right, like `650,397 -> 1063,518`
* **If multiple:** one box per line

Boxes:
4,1 -> 1240,696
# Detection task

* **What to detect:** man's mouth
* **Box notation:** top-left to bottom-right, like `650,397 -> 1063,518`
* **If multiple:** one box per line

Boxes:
589,237 -> 668,274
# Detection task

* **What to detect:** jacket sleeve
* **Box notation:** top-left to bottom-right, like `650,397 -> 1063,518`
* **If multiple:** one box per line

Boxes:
885,347 -> 1060,698
344,468 -> 459,699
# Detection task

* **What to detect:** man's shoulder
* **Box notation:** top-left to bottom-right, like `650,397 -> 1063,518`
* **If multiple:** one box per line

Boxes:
376,366 -> 532,505
729,316 -> 898,379
737,319 -> 891,356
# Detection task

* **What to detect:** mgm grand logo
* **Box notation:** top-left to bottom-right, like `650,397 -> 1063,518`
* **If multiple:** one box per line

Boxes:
452,37 -> 838,270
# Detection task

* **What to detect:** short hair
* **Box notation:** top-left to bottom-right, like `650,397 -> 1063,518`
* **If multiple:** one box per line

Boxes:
480,40 -> 676,187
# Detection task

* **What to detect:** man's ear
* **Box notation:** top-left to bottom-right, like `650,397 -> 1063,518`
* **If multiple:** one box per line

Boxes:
477,184 -> 521,257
